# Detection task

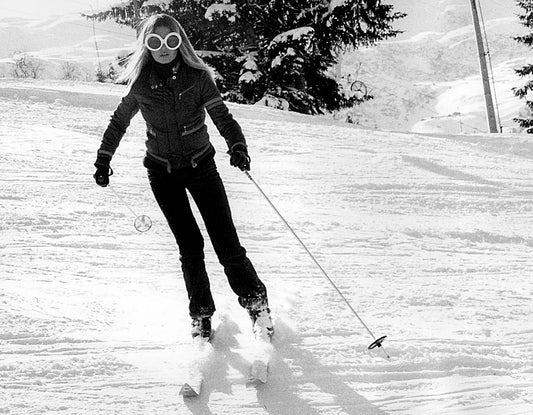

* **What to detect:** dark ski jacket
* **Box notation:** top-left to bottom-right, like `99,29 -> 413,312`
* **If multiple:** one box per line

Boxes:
97,60 -> 246,171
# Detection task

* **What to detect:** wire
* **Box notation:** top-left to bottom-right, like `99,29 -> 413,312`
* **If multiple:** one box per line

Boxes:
91,6 -> 102,70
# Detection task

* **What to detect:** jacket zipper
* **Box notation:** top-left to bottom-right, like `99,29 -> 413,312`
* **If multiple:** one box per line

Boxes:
178,85 -> 194,101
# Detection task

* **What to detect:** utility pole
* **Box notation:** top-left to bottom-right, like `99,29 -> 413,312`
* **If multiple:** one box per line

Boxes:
90,6 -> 101,71
469,0 -> 498,133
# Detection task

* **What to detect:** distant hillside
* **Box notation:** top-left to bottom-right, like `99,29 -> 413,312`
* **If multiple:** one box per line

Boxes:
390,0 -> 520,40
0,15 -> 135,79
339,0 -> 530,133
0,0 -> 530,134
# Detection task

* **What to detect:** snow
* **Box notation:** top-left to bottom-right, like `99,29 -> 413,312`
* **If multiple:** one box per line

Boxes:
1,78 -> 533,414
238,53 -> 260,84
0,16 -> 135,80
142,0 -> 174,7
205,2 -> 236,22
337,0 -> 530,132
271,27 -> 315,45
238,71 -> 257,84
254,94 -> 290,111
271,55 -> 282,69
0,1 -> 533,412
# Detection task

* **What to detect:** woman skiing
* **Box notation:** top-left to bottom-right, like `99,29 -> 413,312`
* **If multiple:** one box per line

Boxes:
93,13 -> 273,342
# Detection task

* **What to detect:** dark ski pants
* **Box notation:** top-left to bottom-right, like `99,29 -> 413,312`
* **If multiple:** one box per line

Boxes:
145,156 -> 267,317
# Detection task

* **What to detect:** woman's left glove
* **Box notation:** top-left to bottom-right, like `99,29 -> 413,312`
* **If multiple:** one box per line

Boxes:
228,142 -> 250,171
93,166 -> 113,187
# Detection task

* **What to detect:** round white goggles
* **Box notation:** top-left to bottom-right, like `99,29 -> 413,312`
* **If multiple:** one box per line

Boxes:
145,32 -> 182,51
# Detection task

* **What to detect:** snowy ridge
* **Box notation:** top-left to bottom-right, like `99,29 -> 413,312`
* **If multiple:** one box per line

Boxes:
1,80 -> 533,414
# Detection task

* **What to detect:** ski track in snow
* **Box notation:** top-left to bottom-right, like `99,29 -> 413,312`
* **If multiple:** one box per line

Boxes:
1,80 -> 533,414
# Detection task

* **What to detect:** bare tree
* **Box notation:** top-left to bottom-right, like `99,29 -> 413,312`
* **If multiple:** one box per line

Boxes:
60,61 -> 80,80
12,52 -> 43,79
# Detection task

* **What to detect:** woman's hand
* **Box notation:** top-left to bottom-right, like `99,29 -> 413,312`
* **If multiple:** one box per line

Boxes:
228,143 -> 250,171
93,166 -> 113,187
93,154 -> 113,187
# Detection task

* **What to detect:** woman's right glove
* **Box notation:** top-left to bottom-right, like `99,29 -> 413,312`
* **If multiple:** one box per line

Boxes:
93,154 -> 113,187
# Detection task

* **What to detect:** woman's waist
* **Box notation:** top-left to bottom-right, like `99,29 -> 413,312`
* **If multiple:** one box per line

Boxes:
145,143 -> 215,172
145,122 -> 210,152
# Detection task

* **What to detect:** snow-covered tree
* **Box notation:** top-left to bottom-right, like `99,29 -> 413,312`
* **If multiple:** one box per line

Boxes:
86,0 -> 405,114
513,0 -> 533,132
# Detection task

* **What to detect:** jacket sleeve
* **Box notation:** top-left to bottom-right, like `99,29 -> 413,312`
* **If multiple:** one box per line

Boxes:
200,70 -> 246,150
96,88 -> 140,163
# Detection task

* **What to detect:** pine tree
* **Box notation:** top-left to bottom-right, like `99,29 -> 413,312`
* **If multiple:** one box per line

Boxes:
86,0 -> 405,114
513,0 -> 533,133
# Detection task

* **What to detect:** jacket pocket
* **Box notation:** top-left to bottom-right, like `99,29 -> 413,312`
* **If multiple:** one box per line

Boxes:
182,120 -> 205,136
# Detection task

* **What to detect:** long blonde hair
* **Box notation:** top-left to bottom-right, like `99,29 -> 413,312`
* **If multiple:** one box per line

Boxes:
118,14 -> 213,86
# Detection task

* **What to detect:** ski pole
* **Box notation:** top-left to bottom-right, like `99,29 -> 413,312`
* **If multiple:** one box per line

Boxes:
108,185 -> 152,233
244,171 -> 390,359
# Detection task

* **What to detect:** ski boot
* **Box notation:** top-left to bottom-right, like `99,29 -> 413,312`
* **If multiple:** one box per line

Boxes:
191,315 -> 212,342
245,299 -> 274,342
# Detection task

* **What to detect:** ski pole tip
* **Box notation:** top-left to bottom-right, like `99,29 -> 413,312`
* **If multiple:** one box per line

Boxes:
368,335 -> 391,360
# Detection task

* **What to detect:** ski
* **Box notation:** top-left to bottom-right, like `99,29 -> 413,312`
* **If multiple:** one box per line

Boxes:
179,375 -> 202,397
249,354 -> 269,384
179,335 -> 212,398
245,301 -> 274,384
247,335 -> 273,384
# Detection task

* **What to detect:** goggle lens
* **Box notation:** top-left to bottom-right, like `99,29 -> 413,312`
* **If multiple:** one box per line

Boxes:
166,34 -> 181,49
146,36 -> 162,50
145,32 -> 182,51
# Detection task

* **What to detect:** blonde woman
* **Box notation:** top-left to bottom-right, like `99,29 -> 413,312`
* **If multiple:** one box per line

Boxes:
93,14 -> 273,342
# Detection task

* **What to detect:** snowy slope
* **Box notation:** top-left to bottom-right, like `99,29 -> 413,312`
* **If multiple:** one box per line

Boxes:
0,15 -> 135,79
1,79 -> 532,414
339,0 -> 530,133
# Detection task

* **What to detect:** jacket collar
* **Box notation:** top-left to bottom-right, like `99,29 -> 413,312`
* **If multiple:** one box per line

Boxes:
149,58 -> 181,90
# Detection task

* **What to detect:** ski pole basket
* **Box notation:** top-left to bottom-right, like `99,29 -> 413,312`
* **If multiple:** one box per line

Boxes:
368,335 -> 388,351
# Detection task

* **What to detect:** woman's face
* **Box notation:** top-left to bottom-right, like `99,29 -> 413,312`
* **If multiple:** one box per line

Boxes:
149,25 -> 179,64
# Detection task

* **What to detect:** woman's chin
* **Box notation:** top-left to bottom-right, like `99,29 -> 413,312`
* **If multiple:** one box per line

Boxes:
152,53 -> 176,64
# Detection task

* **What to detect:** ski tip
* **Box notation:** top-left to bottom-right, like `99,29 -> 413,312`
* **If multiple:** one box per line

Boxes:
248,360 -> 268,385
248,375 -> 268,385
180,383 -> 201,397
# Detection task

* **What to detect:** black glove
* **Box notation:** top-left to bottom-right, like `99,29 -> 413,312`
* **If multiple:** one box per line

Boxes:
228,143 -> 250,171
93,154 -> 113,187
93,166 -> 113,187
